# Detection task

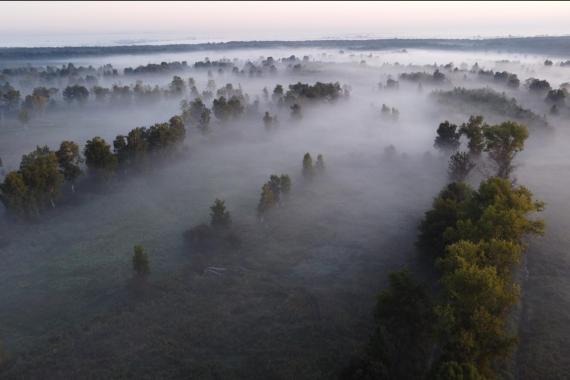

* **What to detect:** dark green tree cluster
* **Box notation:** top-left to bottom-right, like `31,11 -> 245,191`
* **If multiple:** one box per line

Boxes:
62,84 -> 89,104
169,75 -> 186,95
434,121 -> 461,153
448,152 -> 475,182
418,177 -> 543,378
283,81 -> 344,104
272,84 -> 284,104
477,69 -> 520,88
107,116 -> 186,174
0,145 -> 66,217
525,78 -> 551,93
22,87 -> 57,115
0,82 -> 21,112
257,174 -> 291,218
56,141 -> 83,191
341,270 -> 436,380
349,176 -> 544,379
210,198 -> 231,229
1,116 -> 185,218
545,89 -> 567,105
124,61 -> 188,75
181,98 -> 211,132
212,95 -> 244,121
399,70 -> 446,84
435,116 -> 529,180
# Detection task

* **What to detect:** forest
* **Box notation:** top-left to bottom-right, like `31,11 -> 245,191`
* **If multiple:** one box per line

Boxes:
0,41 -> 569,380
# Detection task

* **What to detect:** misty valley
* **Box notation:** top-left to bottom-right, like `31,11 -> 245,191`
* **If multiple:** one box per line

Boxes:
0,44 -> 569,379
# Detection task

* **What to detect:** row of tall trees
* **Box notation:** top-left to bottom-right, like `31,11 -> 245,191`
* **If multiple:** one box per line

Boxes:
344,117 -> 543,379
345,180 -> 544,380
0,116 -> 186,218
257,174 -> 291,218
435,116 -> 529,180
0,142 -> 80,218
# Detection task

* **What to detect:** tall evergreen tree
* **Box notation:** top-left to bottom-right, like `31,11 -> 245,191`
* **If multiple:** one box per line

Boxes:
210,198 -> 231,228
302,152 -> 314,179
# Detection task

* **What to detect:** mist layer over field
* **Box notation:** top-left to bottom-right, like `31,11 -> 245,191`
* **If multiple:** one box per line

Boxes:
0,47 -> 569,379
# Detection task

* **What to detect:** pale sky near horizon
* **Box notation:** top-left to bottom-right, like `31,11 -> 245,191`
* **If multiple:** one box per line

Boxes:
1,1 -> 569,44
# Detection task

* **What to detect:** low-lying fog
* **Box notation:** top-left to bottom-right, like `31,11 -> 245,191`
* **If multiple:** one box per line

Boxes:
0,47 -> 569,379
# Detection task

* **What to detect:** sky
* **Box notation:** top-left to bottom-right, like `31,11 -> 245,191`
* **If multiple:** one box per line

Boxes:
0,1 -> 569,47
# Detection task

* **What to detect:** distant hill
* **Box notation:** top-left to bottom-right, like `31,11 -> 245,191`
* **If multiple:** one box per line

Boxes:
1,36 -> 570,60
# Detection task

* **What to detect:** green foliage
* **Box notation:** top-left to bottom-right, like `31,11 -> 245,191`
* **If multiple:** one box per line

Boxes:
169,75 -> 186,94
272,84 -> 284,104
416,176 -> 544,377
0,171 -> 31,217
418,181 -> 474,257
210,198 -> 231,228
19,146 -> 63,208
256,174 -> 292,217
84,137 -> 118,178
459,116 -> 486,158
526,78 -> 551,93
257,182 -> 276,216
435,121 -> 461,153
132,245 -> 150,276
284,81 -> 343,103
545,89 -> 566,104
0,82 -> 21,111
182,98 -> 211,131
437,116 -> 529,180
399,70 -> 447,84
108,117 -> 186,171
1,146 -> 65,217
372,270 -> 435,378
448,152 -> 475,182
269,175 -> 282,204
56,141 -> 82,183
483,121 -> 528,178
63,84 -> 89,104
113,135 -> 128,165
279,174 -> 291,195
345,270 -> 435,380
212,95 -> 244,121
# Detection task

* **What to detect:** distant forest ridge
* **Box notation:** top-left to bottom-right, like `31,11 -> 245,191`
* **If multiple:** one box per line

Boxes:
2,36 -> 570,60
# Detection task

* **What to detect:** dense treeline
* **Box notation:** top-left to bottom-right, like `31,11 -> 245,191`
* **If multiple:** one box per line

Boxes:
399,69 -> 446,85
124,61 -> 189,75
476,69 -> 520,88
432,88 -> 550,130
0,116 -> 185,218
344,116 -> 544,380
4,36 -> 570,60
